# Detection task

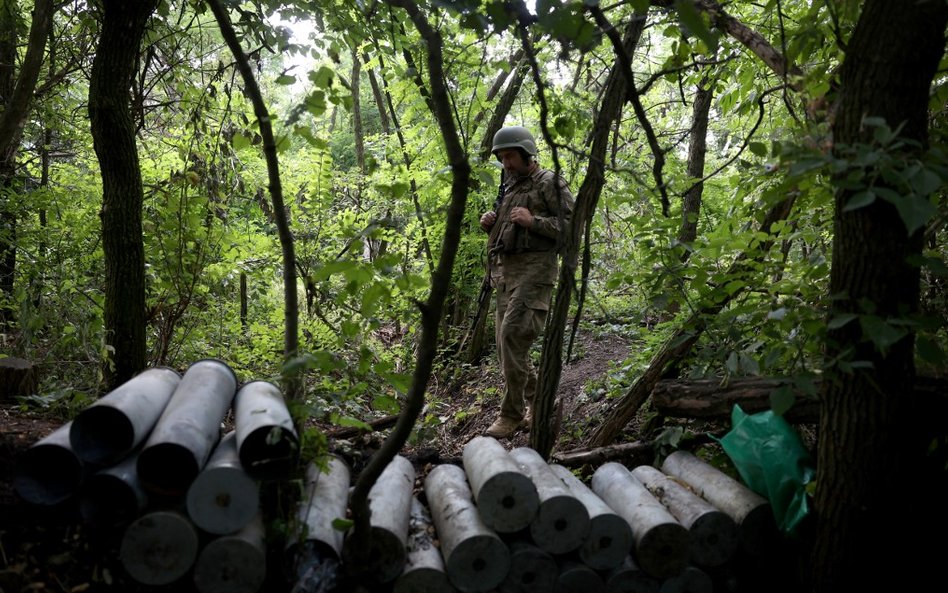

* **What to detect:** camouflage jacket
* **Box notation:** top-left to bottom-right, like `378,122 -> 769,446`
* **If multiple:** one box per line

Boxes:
489,165 -> 575,290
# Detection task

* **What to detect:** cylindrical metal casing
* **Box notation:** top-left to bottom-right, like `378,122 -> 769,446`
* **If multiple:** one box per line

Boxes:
70,367 -> 181,465
137,359 -> 237,497
186,431 -> 260,534
13,422 -> 84,505
233,380 -> 299,480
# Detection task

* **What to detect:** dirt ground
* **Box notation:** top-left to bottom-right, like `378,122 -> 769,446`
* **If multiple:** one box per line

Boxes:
1,329 -> 655,592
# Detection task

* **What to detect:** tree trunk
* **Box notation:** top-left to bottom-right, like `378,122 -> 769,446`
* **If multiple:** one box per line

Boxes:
0,0 -> 53,326
88,0 -> 157,387
530,13 -> 646,458
678,76 -> 712,259
811,2 -> 948,591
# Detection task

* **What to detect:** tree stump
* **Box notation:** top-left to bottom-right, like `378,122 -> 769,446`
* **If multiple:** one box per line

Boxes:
0,357 -> 38,400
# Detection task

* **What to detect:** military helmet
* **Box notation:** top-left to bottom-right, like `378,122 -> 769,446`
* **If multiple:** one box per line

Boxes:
491,126 -> 538,158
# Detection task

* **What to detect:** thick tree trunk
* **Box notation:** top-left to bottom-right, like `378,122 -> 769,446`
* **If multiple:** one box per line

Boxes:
811,2 -> 948,591
88,0 -> 157,387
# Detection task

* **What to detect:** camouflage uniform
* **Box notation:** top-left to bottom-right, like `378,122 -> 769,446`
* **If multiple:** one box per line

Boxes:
489,166 -> 574,423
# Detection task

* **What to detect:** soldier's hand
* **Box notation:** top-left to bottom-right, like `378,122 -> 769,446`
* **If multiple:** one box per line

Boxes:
480,211 -> 497,231
510,206 -> 534,228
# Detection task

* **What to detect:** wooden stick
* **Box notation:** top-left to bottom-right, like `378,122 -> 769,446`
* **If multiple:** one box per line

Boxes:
424,463 -> 510,592
462,436 -> 539,533
343,454 -> 414,583
660,451 -> 775,554
592,462 -> 689,579
120,510 -> 200,586
394,496 -> 453,593
509,447 -> 590,554
549,463 -> 633,571
186,431 -> 260,535
631,465 -> 738,568
193,512 -> 267,593
550,441 -> 653,468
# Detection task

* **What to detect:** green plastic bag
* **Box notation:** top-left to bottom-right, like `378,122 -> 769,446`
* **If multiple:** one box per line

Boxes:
718,404 -> 815,536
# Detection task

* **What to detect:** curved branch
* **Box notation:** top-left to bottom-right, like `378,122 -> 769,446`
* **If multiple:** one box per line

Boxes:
347,0 -> 471,576
204,0 -> 299,395
589,6 -> 670,216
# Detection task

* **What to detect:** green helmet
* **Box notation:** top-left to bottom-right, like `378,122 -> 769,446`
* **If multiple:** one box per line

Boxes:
491,126 -> 537,158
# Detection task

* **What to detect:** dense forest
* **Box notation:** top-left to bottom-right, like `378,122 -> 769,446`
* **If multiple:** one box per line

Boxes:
1,0 -> 947,591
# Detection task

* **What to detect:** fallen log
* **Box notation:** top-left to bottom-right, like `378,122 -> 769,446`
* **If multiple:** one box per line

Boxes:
651,377 -> 819,422
549,463 -> 633,571
592,462 -> 690,579
653,374 -> 948,423
550,441 -> 653,468
509,447 -> 590,555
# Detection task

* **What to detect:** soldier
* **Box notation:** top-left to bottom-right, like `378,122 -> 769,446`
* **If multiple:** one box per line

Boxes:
479,126 -> 574,438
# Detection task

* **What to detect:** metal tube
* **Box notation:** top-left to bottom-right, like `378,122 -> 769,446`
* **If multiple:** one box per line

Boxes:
425,463 -> 510,593
120,510 -> 200,586
592,463 -> 690,579
233,380 -> 299,480
394,496 -> 454,593
193,512 -> 267,593
289,455 -> 351,560
70,367 -> 181,465
136,359 -> 237,497
13,421 -> 84,505
462,436 -> 538,533
186,431 -> 260,535
509,447 -> 590,555
342,454 -> 414,583
549,463 -> 633,571
79,450 -> 148,527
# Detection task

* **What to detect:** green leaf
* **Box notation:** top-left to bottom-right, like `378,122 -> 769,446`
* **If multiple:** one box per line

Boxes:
883,194 -> 937,234
827,313 -> 857,329
909,167 -> 942,196
749,142 -> 768,157
859,315 -> 907,353
310,66 -> 335,89
332,518 -> 354,531
842,191 -> 875,212
674,0 -> 718,52
232,133 -> 251,150
916,336 -> 945,365
372,395 -> 400,414
770,385 -> 796,416
275,74 -> 296,85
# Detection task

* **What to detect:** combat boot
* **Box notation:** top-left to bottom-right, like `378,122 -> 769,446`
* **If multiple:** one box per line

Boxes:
485,416 -> 520,438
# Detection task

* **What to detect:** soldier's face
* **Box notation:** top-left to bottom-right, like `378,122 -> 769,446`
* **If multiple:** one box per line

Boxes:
497,148 -> 531,177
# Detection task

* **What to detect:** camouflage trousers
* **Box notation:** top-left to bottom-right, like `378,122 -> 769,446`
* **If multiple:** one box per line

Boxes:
494,278 -> 551,421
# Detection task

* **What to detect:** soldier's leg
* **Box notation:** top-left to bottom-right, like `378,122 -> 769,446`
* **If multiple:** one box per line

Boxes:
497,295 -> 544,422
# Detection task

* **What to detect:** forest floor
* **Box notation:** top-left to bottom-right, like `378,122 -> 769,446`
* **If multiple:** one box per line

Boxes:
0,326 -> 798,592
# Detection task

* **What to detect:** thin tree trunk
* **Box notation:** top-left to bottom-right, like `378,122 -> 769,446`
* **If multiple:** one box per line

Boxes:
530,13 -> 647,458
347,1 -> 471,577
0,0 -> 53,326
206,0 -> 300,399
362,52 -> 391,135
677,77 -> 712,259
811,2 -> 948,591
88,0 -> 157,387
587,195 -> 797,447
